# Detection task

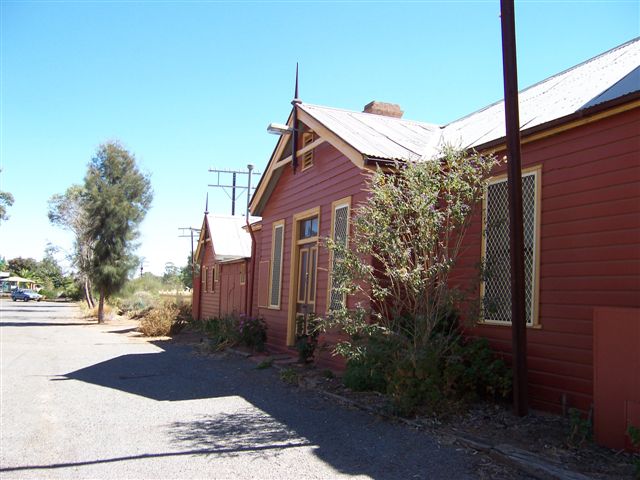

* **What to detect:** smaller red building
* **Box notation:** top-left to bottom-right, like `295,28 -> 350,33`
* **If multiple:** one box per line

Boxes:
192,215 -> 257,320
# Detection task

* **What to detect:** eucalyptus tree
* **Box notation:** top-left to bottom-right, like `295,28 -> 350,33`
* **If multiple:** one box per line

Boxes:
0,169 -> 13,224
48,185 -> 96,307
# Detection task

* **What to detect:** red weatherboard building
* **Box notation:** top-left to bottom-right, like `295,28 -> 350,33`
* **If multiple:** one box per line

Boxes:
193,215 -> 254,321
195,38 -> 640,449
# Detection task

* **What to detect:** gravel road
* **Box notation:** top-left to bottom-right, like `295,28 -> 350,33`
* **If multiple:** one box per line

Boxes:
1,299 -> 482,479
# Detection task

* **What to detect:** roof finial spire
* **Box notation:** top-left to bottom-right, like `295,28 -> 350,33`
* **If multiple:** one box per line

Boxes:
292,62 -> 301,105
291,63 -> 300,173
204,192 -> 209,215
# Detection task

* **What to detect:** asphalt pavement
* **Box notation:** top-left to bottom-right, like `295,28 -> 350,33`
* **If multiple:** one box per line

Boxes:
0,299 -> 481,479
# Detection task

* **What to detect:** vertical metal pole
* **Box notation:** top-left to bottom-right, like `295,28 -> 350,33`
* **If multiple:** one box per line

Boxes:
232,173 -> 237,216
291,63 -> 300,173
190,229 -> 195,276
247,164 -> 254,217
500,0 -> 528,416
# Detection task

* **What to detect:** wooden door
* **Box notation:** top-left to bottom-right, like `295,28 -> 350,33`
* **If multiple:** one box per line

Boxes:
296,244 -> 317,318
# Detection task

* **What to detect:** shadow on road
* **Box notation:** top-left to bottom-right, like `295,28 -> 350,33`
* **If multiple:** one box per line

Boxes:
47,338 -> 470,479
0,443 -> 310,473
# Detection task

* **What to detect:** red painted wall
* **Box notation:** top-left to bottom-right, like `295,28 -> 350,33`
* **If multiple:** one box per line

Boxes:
219,260 -> 247,317
456,107 -> 640,413
192,273 -> 201,320
593,306 -> 640,451
250,226 -> 262,317
198,241 -> 221,319
250,106 -> 639,412
256,140 -> 369,367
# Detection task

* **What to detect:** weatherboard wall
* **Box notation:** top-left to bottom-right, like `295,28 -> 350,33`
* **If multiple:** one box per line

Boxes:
198,240 -> 221,320
455,106 -> 640,414
218,260 -> 248,317
255,140 -> 369,367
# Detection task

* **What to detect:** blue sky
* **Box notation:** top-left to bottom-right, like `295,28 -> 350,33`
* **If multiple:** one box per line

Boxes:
1,0 -> 638,275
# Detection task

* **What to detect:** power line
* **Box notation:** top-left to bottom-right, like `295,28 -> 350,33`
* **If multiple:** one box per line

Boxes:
178,227 -> 201,275
208,164 -> 261,216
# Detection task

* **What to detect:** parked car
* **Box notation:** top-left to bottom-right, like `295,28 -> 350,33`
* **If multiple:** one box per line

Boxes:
11,289 -> 43,302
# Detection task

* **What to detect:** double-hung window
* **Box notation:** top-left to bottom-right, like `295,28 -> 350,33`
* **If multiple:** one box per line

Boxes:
269,220 -> 285,308
202,266 -> 207,292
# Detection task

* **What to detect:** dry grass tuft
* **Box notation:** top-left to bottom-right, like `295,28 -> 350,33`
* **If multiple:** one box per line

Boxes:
138,301 -> 191,337
81,303 -> 114,321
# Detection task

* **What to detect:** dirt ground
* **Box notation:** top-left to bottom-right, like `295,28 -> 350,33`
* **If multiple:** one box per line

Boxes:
284,364 -> 639,480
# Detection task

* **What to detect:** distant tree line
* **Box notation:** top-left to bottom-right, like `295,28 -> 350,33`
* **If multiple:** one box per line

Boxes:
2,250 -> 77,299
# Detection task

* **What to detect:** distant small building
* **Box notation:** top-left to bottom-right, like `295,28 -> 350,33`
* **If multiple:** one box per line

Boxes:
1,276 -> 37,292
192,215 -> 260,320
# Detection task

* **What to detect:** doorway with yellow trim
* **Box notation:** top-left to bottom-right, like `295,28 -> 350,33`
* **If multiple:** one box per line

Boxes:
287,209 -> 319,345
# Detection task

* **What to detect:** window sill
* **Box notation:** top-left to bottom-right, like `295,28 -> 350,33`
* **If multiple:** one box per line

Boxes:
476,320 -> 542,329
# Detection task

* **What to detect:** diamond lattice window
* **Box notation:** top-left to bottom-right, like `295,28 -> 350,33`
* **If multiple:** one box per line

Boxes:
270,223 -> 284,307
483,172 -> 538,325
329,204 -> 349,311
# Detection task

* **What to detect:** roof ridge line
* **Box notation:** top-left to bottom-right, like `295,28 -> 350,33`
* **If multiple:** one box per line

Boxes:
300,102 -> 441,128
443,36 -> 640,128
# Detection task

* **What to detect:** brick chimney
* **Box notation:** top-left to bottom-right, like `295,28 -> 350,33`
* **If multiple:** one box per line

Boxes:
363,101 -> 403,118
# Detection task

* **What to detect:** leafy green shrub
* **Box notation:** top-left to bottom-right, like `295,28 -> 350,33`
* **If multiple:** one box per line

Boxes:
280,367 -> 299,384
119,291 -> 158,314
118,274 -> 164,298
200,315 -> 267,351
203,316 -> 240,350
627,425 -> 640,478
392,337 -> 511,415
38,288 -> 57,300
295,314 -> 320,363
444,337 -> 512,401
343,332 -> 403,392
61,281 -> 82,300
344,361 -> 386,392
255,358 -> 273,370
566,408 -> 592,447
295,334 -> 317,363
238,316 -> 267,351
318,147 -> 504,414
341,323 -> 511,415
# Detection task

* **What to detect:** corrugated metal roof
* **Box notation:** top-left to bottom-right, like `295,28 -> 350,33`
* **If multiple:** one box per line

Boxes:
299,103 -> 442,161
440,38 -> 640,151
206,215 -> 260,261
251,38 -> 639,216
297,38 -> 639,162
